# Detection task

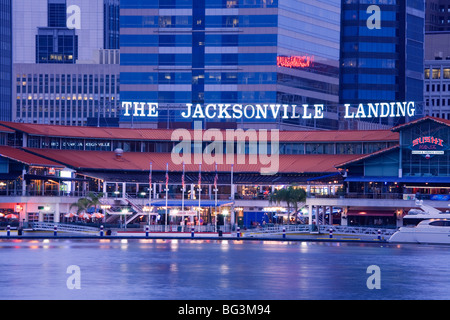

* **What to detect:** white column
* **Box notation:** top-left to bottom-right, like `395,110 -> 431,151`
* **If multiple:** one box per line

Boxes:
22,168 -> 27,195
308,205 -> 313,225
54,203 -> 60,223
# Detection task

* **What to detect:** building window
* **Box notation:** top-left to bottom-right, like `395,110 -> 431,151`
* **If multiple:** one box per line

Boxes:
432,69 -> 441,79
444,68 -> 450,79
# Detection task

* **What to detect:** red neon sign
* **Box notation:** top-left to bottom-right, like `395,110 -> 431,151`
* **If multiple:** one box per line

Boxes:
412,136 -> 444,147
277,55 -> 314,69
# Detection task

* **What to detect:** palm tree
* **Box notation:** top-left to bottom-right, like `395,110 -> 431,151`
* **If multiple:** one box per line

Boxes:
269,186 -> 306,224
69,192 -> 104,217
69,197 -> 91,215
86,192 -> 104,214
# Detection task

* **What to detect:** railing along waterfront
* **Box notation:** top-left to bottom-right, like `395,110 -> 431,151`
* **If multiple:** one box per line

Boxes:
30,222 -> 99,234
245,224 -> 396,236
311,193 -> 405,200
140,224 -> 233,233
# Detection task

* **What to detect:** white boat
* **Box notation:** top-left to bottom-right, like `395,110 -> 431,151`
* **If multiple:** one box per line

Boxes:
389,202 -> 450,244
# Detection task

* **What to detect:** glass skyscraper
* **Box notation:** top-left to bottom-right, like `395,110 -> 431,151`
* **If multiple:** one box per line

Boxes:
0,0 -> 12,121
104,0 -> 120,49
119,0 -> 341,130
340,0 -> 425,128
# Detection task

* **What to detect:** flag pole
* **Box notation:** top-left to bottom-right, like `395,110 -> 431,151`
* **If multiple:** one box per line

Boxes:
149,162 -> 152,226
165,162 -> 169,232
231,164 -> 234,233
182,161 -> 185,213
198,163 -> 201,231
214,162 -> 218,232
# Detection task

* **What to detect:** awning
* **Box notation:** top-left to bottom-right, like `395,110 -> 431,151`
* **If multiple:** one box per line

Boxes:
150,200 -> 234,207
79,171 -> 317,184
345,176 -> 450,184
307,172 -> 341,182
25,174 -> 87,182
347,210 -> 394,217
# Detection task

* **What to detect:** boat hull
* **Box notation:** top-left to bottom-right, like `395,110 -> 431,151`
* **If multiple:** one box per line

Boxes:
389,227 -> 450,245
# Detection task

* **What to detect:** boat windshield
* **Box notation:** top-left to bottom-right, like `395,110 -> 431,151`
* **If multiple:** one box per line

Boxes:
428,220 -> 450,227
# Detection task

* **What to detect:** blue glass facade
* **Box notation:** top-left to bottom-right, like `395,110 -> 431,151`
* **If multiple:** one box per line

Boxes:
104,0 -> 120,49
119,0 -> 341,129
0,0 -> 12,121
340,0 -> 425,126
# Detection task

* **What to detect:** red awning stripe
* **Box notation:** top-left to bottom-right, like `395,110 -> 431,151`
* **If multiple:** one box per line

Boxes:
347,210 -> 394,217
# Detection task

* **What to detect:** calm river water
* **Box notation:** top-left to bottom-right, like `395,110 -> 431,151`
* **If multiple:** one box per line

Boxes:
0,239 -> 449,300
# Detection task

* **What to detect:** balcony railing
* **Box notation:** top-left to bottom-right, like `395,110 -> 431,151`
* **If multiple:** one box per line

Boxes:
0,189 -> 91,197
311,193 -> 404,200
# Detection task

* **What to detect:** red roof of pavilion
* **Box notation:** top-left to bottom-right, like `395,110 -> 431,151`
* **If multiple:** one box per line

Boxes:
0,146 -> 64,167
23,148 -> 362,173
0,121 -> 399,142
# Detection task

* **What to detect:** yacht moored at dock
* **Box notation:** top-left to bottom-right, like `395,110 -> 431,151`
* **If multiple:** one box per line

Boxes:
389,203 -> 450,244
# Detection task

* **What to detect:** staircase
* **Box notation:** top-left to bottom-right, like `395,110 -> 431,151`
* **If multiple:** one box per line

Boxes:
99,195 -> 147,226
124,194 -> 147,225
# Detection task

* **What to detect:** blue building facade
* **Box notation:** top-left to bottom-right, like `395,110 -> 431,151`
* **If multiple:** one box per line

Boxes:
0,0 -> 12,121
119,0 -> 341,130
104,0 -> 120,49
340,0 -> 425,127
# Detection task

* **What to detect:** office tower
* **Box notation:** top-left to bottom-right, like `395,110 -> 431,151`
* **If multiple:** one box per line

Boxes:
340,0 -> 425,129
119,0 -> 341,130
14,0 -> 112,64
13,0 -> 120,126
0,0 -> 12,121
36,0 -> 78,64
424,0 -> 450,119
104,0 -> 120,49
426,0 -> 450,31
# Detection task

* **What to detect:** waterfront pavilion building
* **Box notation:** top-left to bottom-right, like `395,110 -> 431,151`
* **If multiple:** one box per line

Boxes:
119,0 -> 342,130
0,116 -> 448,230
0,120 -> 398,228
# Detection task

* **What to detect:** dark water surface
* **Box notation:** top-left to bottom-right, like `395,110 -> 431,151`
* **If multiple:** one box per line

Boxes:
0,239 -> 449,300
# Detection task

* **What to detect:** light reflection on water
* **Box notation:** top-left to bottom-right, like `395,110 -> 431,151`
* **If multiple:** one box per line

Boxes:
0,239 -> 449,300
